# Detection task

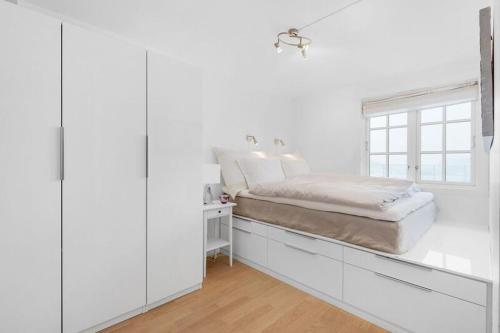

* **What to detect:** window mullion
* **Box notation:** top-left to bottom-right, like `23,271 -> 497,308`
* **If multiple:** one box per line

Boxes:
407,111 -> 417,181
443,107 -> 447,182
386,115 -> 389,177
416,110 -> 422,182
365,119 -> 369,176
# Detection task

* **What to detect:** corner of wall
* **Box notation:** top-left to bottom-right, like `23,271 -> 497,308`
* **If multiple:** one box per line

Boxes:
490,3 -> 500,332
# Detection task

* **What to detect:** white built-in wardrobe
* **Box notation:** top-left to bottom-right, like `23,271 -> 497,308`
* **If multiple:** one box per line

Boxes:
0,2 -> 202,333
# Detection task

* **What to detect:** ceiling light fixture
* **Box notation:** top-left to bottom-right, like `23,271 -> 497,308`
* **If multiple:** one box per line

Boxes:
273,0 -> 365,58
274,28 -> 311,58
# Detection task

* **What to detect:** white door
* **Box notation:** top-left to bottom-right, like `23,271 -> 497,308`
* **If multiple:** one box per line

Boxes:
0,3 -> 61,333
62,23 -> 146,332
147,51 -> 203,305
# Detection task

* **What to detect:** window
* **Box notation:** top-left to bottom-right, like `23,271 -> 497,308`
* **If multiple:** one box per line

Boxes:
366,102 -> 475,184
418,103 -> 473,183
368,113 -> 408,179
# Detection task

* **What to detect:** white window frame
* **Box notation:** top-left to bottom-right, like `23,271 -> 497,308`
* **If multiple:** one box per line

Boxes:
364,101 -> 476,186
415,102 -> 476,186
366,112 -> 409,179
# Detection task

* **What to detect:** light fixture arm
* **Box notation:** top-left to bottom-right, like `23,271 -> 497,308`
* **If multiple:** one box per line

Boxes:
276,30 -> 311,48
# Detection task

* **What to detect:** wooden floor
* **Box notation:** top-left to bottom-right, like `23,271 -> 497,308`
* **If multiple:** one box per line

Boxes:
101,256 -> 387,333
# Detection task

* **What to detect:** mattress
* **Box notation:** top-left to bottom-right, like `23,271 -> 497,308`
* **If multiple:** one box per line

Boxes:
238,190 -> 434,221
233,196 -> 436,254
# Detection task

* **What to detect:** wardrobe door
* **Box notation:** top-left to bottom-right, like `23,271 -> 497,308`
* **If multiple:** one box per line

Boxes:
0,3 -> 61,333
62,23 -> 146,333
147,51 -> 203,305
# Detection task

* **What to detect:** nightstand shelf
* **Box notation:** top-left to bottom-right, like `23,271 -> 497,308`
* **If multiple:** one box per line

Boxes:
206,238 -> 231,252
202,202 -> 236,277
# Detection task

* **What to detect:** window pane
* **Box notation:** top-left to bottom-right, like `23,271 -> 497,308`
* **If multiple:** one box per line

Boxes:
446,153 -> 471,183
421,124 -> 442,151
421,154 -> 443,181
421,107 -> 443,123
389,155 -> 407,179
389,113 -> 407,127
446,122 -> 471,151
370,155 -> 386,177
389,128 -> 407,153
370,116 -> 387,128
370,129 -> 386,153
446,103 -> 471,121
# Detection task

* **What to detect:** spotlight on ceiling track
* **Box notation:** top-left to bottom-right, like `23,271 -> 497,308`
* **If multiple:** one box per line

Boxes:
298,43 -> 308,58
274,41 -> 282,54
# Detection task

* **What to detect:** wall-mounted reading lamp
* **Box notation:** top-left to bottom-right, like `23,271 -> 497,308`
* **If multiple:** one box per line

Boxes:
274,138 -> 285,154
274,138 -> 285,147
246,135 -> 258,146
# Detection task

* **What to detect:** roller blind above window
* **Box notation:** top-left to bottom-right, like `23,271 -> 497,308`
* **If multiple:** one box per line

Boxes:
362,80 -> 478,117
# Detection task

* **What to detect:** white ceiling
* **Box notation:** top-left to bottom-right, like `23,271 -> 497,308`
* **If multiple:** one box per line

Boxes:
22,0 -> 490,97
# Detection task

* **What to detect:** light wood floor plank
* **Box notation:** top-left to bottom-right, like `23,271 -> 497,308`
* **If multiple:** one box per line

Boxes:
101,256 -> 387,333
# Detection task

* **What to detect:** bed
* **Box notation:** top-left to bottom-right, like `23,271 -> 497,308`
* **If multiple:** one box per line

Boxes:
215,148 -> 436,254
233,191 -> 435,254
212,149 -> 490,333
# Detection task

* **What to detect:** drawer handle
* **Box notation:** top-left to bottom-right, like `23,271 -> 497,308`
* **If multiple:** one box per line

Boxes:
234,226 -> 252,234
218,210 -> 222,214
374,272 -> 432,293
375,254 -> 433,272
285,243 -> 317,255
285,230 -> 316,241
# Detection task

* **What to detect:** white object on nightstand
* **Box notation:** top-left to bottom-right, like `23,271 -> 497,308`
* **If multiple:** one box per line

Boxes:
202,202 -> 236,277
203,164 -> 220,204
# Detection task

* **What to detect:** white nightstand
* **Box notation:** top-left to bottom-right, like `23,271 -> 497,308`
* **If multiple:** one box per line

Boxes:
202,202 -> 236,277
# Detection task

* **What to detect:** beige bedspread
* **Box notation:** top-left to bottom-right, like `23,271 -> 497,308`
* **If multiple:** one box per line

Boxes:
250,173 -> 419,211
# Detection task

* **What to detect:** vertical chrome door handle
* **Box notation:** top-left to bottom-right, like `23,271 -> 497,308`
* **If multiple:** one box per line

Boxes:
60,126 -> 64,181
146,135 -> 149,178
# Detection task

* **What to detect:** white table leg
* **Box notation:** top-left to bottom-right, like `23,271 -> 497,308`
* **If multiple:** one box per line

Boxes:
203,214 -> 207,278
229,209 -> 233,267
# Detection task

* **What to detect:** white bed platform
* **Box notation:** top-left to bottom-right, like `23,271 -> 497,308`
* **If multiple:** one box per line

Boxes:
222,216 -> 492,333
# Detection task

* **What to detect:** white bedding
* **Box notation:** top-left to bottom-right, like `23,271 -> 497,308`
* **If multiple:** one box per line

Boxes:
249,173 -> 420,211
238,190 -> 434,222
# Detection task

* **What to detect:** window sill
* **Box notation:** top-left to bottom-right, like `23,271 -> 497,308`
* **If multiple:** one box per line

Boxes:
418,182 -> 487,194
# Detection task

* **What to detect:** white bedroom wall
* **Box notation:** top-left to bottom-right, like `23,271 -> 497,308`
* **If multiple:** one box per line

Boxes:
295,89 -> 363,174
295,65 -> 490,227
202,70 -> 297,163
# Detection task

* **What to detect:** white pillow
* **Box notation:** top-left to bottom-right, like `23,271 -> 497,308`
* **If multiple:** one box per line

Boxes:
213,148 -> 268,198
281,159 -> 311,178
237,158 -> 285,188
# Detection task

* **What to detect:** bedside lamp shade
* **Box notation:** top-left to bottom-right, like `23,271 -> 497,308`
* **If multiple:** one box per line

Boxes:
203,164 -> 220,185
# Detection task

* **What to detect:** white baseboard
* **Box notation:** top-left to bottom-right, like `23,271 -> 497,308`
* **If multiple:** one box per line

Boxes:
230,253 -> 409,333
145,283 -> 202,311
80,283 -> 202,333
80,307 -> 145,333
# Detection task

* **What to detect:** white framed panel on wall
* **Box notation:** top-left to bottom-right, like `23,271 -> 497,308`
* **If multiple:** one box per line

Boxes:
62,22 -> 147,332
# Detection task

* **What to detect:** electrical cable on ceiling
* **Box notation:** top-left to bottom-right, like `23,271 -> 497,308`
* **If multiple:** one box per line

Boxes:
298,0 -> 365,31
